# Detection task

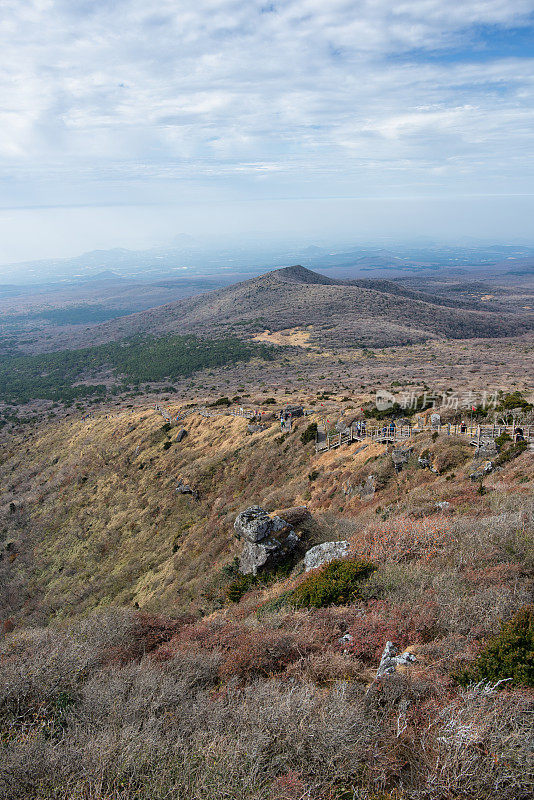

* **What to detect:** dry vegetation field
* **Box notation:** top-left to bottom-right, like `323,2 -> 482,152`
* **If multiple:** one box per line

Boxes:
0,313 -> 532,799
1,377 -> 533,798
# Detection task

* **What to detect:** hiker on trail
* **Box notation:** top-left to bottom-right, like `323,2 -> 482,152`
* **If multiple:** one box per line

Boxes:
515,427 -> 524,442
460,420 -> 467,433
389,421 -> 396,436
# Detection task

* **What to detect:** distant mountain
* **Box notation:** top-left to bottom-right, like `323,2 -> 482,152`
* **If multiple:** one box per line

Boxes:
47,265 -> 532,353
3,240 -> 534,285
78,270 -> 125,283
268,265 -> 342,285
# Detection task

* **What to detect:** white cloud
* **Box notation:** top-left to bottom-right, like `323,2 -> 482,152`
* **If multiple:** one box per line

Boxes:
0,0 -> 533,255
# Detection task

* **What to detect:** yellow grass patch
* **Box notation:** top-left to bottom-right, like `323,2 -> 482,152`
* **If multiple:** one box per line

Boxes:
312,440 -> 385,468
252,327 -> 313,347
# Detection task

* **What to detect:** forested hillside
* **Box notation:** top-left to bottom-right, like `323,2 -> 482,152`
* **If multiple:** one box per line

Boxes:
0,335 -> 275,403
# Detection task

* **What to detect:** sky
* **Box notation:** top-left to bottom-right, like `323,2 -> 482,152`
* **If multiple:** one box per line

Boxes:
1,0 -> 534,264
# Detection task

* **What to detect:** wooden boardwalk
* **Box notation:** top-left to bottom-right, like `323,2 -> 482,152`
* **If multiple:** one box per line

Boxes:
315,422 -> 533,453
152,402 -> 532,455
198,406 -> 256,419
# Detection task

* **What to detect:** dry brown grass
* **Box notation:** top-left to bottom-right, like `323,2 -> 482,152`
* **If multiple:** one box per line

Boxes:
1,609 -> 533,800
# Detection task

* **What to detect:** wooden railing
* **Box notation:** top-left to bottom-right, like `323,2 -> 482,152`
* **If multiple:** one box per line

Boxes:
316,423 -> 532,453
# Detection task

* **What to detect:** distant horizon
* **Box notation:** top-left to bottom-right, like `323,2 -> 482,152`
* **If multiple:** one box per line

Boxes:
2,235 -> 533,286
2,196 -> 534,268
3,220 -> 534,269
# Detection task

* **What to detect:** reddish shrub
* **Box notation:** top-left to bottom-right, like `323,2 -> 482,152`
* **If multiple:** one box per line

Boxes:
356,516 -> 454,563
154,618 -> 319,679
285,651 -> 364,684
220,627 -> 318,680
270,771 -> 307,799
345,600 -> 441,664
2,618 -> 15,635
463,563 -> 527,587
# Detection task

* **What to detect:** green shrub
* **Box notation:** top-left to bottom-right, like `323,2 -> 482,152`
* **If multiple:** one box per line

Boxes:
256,591 -> 294,617
0,335 -> 276,404
211,396 -> 231,407
301,422 -> 318,445
454,606 -> 534,688
308,469 -> 319,481
495,432 -> 511,449
291,558 -> 377,609
494,440 -> 527,467
499,391 -> 533,412
221,557 -> 241,578
226,574 -> 258,603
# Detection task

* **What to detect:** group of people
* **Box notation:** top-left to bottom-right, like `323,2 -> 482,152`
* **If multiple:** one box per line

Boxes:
381,421 -> 397,437
280,411 -> 293,432
352,419 -> 367,437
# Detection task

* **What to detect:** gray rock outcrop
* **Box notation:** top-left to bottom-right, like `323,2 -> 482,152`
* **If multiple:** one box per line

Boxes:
234,506 -> 273,542
376,641 -> 417,678
470,460 -> 493,480
392,447 -> 412,471
175,479 -> 199,500
175,428 -> 187,442
358,475 -> 376,499
234,506 -> 299,575
304,541 -> 350,571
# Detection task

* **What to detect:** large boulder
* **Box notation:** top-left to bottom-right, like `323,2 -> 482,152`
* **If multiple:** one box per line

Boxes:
234,506 -> 299,575
240,530 -> 299,576
234,506 -> 273,543
304,541 -> 350,572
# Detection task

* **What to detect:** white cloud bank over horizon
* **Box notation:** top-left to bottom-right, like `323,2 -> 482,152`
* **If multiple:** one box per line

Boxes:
1,0 -> 534,262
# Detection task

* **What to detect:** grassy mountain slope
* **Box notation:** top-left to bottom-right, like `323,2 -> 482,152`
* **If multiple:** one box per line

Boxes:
1,394 -> 533,800
1,398 -> 532,626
